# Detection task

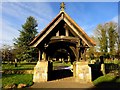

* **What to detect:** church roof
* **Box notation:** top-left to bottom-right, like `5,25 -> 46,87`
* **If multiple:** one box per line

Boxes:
30,10 -> 96,47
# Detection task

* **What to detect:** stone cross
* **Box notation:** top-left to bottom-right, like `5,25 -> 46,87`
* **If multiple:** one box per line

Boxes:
60,2 -> 65,11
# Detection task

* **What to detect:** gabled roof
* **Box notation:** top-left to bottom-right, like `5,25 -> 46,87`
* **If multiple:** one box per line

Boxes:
30,11 -> 96,47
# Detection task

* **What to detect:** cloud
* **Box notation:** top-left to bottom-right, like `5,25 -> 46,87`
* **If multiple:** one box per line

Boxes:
1,18 -> 20,46
111,15 -> 118,22
2,2 -> 55,23
81,24 -> 96,36
1,2 -> 56,46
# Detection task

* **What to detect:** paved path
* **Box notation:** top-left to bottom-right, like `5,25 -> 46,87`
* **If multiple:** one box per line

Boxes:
30,77 -> 95,88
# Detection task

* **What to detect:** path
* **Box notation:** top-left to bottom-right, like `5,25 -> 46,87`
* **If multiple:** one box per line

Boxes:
30,77 -> 95,88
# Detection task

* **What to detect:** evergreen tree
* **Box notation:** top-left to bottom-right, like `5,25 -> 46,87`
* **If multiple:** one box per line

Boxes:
14,16 -> 38,62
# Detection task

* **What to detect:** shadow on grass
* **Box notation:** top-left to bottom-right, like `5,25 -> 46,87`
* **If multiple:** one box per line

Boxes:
87,76 -> 120,90
2,74 -> 16,78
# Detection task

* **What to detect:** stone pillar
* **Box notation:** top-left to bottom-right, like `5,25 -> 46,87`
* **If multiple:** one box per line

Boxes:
33,61 -> 53,82
73,61 -> 92,83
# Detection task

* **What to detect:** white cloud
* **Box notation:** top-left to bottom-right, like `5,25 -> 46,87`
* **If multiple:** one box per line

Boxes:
111,16 -> 118,22
2,2 -> 56,30
2,2 -> 55,18
1,19 -> 20,46
81,24 -> 96,36
1,2 -> 56,46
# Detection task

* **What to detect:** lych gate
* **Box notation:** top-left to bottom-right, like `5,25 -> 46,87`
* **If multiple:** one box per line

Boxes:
30,2 -> 96,82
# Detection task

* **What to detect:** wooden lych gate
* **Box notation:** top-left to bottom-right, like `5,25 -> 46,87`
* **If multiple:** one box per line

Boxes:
30,2 -> 96,82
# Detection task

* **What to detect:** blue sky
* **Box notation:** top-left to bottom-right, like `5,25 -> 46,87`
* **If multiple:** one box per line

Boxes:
1,2 -> 118,47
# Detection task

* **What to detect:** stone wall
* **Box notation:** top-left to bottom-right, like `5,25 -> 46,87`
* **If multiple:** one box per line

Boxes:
73,61 -> 92,83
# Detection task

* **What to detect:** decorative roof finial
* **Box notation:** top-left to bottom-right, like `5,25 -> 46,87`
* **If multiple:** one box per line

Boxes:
60,2 -> 65,11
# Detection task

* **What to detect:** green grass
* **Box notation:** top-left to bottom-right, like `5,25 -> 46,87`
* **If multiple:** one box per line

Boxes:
2,74 -> 33,88
2,61 -> 72,70
2,63 -> 36,70
93,74 -> 120,85
53,61 -> 71,67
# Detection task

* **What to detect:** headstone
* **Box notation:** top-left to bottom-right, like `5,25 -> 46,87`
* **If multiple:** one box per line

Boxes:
14,58 -> 17,67
101,64 -> 105,75
33,61 -> 52,82
73,61 -> 92,83
17,84 -> 27,88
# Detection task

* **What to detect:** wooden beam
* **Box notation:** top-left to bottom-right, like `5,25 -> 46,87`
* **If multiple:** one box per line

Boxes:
64,18 -> 92,47
33,16 -> 63,47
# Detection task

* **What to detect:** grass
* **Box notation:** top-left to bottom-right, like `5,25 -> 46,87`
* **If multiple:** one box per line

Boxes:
93,74 -> 120,85
2,74 -> 33,88
53,61 -> 72,67
2,63 -> 36,70
2,61 -> 72,70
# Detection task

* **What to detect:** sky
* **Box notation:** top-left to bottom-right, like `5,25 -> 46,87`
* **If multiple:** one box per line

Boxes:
0,1 -> 119,48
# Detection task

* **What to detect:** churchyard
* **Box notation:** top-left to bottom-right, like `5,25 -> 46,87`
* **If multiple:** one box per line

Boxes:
1,58 -> 120,88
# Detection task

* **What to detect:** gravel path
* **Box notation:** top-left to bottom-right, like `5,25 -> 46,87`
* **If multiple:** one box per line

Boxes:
30,77 -> 95,88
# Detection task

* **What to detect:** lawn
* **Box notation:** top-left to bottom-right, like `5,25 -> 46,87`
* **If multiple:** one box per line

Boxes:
93,74 -> 120,88
1,61 -> 72,88
2,74 -> 33,88
53,61 -> 72,67
2,61 -> 71,70
2,62 -> 36,70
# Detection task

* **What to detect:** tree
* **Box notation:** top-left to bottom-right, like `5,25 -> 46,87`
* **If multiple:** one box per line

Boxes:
14,16 -> 38,62
95,22 -> 118,58
107,22 -> 117,56
96,24 -> 108,55
1,44 -> 13,63
87,36 -> 96,59
116,30 -> 120,59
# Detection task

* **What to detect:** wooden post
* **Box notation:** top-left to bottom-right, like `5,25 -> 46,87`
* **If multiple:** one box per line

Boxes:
42,52 -> 46,61
76,45 -> 79,61
85,48 -> 87,61
38,50 -> 41,61
66,29 -> 69,36
83,48 -> 86,61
